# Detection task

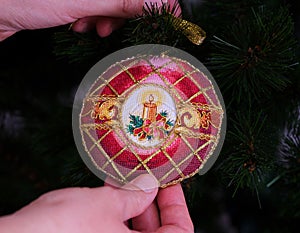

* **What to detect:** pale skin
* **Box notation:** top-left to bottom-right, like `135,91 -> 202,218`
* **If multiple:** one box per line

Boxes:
0,0 -> 191,232
0,175 -> 194,233
0,0 -> 180,41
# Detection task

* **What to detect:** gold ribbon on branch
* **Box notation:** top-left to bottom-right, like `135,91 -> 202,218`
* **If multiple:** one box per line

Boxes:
169,14 -> 206,45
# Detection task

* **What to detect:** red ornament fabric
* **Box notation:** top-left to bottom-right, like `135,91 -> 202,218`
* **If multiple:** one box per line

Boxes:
80,55 -> 224,187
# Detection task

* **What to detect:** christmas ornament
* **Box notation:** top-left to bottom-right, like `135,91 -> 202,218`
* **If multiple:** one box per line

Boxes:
73,44 -> 226,188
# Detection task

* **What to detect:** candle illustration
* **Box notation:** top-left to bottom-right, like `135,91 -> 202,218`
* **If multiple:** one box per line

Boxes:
142,94 -> 157,122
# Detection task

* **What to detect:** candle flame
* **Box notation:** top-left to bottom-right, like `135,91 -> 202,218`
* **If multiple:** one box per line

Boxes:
149,94 -> 154,103
140,88 -> 163,107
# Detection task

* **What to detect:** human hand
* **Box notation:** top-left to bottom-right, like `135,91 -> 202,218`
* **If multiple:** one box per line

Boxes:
0,0 -> 180,41
0,174 -> 193,233
130,179 -> 194,233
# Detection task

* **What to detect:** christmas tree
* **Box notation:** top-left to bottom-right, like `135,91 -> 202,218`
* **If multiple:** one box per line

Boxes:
0,0 -> 299,232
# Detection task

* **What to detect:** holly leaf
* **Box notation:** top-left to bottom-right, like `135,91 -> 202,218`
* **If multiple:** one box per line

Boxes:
160,110 -> 168,117
129,114 -> 144,128
147,135 -> 153,140
127,124 -> 134,134
166,119 -> 174,127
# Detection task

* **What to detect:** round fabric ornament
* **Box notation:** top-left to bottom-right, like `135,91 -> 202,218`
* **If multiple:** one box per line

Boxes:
73,44 -> 226,189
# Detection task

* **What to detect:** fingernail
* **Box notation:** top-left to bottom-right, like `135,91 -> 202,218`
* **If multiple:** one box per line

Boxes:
72,20 -> 88,33
131,174 -> 159,193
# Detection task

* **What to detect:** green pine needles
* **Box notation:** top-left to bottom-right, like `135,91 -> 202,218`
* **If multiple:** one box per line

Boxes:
220,110 -> 275,207
54,30 -> 104,63
53,0 -> 189,63
124,1 -> 183,46
210,6 -> 298,104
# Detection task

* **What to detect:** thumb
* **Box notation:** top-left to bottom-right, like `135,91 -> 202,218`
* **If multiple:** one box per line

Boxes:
69,0 -> 144,19
112,174 -> 159,221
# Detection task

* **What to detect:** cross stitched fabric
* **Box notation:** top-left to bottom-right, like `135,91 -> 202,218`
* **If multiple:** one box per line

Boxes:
73,45 -> 226,188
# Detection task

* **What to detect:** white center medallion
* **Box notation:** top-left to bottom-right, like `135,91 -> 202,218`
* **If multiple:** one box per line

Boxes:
121,85 -> 177,148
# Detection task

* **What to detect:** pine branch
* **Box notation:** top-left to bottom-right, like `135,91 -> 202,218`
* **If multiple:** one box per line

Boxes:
53,1 -> 196,62
209,6 -> 298,104
188,0 -> 265,36
219,110 -> 276,202
123,0 -> 188,46
53,27 -> 122,64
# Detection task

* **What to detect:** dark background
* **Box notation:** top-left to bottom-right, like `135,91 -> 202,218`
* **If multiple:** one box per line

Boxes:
0,1 -> 299,232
